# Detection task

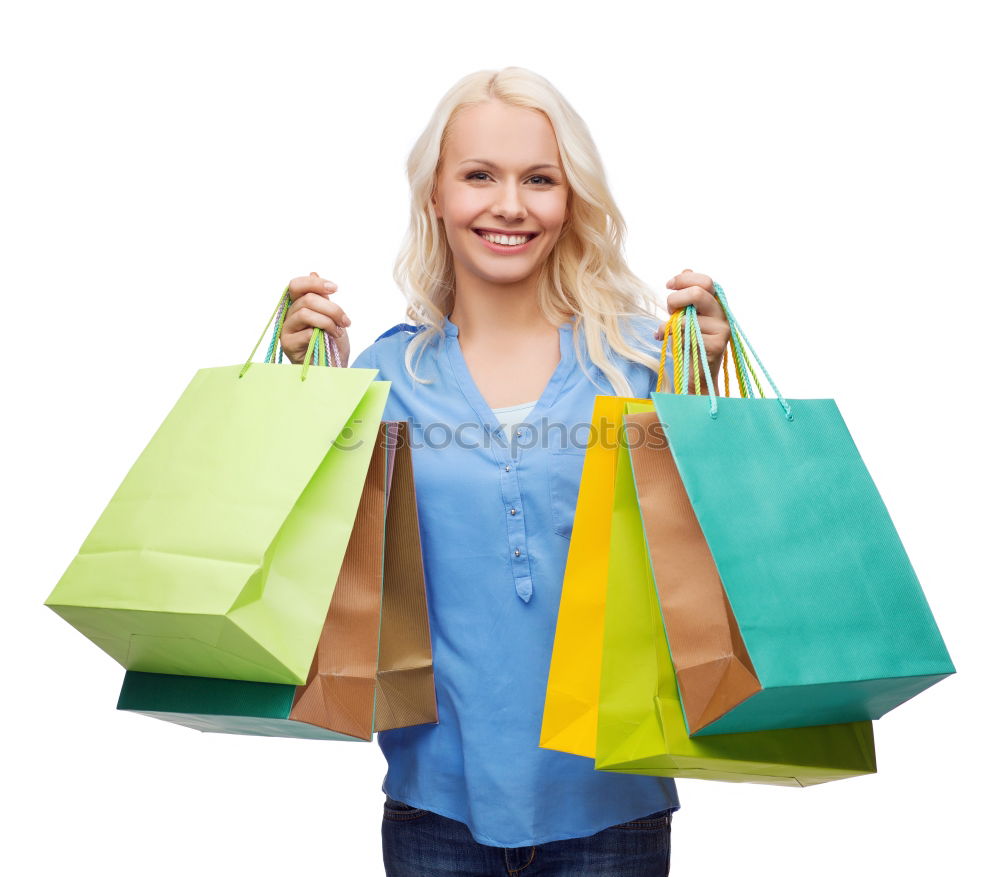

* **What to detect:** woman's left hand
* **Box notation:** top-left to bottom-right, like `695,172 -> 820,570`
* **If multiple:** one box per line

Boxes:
654,268 -> 731,392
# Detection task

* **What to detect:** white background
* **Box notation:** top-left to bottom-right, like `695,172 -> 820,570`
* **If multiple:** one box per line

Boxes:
2,1 -> 996,874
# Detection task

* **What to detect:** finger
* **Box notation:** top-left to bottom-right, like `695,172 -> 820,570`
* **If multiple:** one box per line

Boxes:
287,292 -> 352,328
288,274 -> 338,301
693,316 -> 731,337
663,312 -> 729,340
666,270 -> 713,293
333,333 -> 351,358
666,285 -> 725,320
282,306 -> 348,338
283,326 -> 319,351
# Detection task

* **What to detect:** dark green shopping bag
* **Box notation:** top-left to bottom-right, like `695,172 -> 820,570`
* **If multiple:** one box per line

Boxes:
646,288 -> 954,736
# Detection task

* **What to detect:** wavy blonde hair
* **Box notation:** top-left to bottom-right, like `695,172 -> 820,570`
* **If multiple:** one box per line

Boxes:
393,66 -> 667,397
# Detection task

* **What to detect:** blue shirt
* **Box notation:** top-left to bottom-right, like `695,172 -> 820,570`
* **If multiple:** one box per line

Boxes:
352,311 -> 679,847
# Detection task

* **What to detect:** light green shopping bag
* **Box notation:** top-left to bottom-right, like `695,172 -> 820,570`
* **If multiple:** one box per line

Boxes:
46,290 -> 387,685
594,400 -> 877,786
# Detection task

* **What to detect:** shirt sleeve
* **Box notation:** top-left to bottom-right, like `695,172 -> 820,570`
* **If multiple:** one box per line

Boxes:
350,343 -> 378,373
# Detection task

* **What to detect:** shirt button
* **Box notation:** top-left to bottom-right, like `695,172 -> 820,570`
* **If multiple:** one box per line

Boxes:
505,465 -> 511,472
515,429 -> 523,437
510,508 -> 517,515
514,548 -> 521,557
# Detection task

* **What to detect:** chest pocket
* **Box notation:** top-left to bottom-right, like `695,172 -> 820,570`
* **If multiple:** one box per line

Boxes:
547,448 -> 588,540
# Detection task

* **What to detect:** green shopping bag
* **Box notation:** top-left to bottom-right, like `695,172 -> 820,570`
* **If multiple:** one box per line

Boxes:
645,289 -> 954,736
115,420 -> 438,741
594,402 -> 877,786
46,290 -> 387,685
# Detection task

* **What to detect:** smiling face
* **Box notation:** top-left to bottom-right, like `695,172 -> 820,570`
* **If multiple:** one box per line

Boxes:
431,99 -> 570,291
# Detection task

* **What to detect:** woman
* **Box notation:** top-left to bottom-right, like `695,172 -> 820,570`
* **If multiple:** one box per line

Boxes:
281,66 -> 730,876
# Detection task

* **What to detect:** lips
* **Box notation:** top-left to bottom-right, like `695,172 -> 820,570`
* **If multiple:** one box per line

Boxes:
472,228 -> 539,254
473,229 -> 539,239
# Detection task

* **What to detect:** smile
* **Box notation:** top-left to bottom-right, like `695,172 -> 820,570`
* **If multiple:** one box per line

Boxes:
473,229 -> 538,253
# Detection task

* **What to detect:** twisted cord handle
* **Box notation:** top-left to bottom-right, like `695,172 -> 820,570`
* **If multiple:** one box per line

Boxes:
657,301 -> 740,397
655,313 -> 672,392
264,293 -> 291,364
712,282 -> 792,420
655,308 -> 713,395
689,303 -> 718,417
240,286 -> 344,380
671,310 -> 683,393
687,308 -> 702,396
652,282 -> 790,420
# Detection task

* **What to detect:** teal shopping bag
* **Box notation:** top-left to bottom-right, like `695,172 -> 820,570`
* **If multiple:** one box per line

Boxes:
646,288 -> 954,736
46,291 -> 388,685
595,401 -> 877,786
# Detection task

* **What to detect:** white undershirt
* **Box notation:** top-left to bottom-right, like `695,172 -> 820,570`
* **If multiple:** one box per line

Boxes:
490,399 -> 539,443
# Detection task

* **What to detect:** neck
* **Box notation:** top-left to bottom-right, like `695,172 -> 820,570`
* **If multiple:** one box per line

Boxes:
448,270 -> 564,344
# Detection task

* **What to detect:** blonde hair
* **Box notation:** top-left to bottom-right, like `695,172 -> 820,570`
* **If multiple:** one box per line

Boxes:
393,66 -> 666,397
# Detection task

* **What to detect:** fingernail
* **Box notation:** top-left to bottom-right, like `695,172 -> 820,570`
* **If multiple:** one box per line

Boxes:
323,281 -> 337,292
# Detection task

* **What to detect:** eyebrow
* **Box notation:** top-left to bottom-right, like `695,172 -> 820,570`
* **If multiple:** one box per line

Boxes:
458,159 -> 562,173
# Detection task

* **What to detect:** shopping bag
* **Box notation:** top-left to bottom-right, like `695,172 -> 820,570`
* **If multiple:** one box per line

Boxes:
46,291 -> 387,685
644,289 -> 954,735
539,395 -> 649,757
626,407 -> 759,738
117,421 -> 438,740
539,353 -> 751,755
594,400 -> 877,786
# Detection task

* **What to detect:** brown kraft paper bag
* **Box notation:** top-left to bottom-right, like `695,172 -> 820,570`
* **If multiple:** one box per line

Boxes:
625,410 -> 761,734
289,420 -> 438,738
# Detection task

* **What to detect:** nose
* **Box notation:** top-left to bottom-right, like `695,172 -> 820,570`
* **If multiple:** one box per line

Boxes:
492,178 -> 527,222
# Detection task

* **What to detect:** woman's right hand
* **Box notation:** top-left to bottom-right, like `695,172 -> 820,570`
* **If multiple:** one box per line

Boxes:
280,272 -> 352,365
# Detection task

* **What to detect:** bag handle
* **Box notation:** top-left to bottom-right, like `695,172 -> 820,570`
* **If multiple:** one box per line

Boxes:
657,299 -> 755,401
654,282 -> 793,421
239,287 -> 342,381
656,301 -> 752,401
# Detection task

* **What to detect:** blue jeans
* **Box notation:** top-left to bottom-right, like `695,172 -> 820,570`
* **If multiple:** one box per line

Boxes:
382,796 -> 672,876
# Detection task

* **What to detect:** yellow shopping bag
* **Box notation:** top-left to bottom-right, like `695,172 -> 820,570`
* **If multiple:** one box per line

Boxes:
538,395 -> 648,757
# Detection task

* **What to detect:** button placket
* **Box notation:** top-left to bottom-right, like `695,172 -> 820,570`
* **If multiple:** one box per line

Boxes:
442,317 -> 576,605
499,454 -> 532,602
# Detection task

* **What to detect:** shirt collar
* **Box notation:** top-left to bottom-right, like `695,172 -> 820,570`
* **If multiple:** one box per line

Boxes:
440,310 -> 578,605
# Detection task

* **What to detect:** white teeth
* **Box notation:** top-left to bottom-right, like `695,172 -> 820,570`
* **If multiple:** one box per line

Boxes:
479,231 -> 530,246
